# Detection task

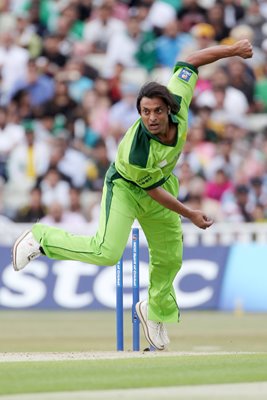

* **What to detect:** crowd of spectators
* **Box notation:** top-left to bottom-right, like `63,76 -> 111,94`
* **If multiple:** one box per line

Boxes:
0,0 -> 266,231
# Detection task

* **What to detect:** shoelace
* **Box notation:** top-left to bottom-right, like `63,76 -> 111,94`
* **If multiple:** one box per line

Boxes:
27,250 -> 40,261
153,322 -> 163,343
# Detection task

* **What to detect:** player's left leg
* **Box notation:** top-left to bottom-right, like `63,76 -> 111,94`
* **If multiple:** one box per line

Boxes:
136,174 -> 183,348
139,204 -> 183,323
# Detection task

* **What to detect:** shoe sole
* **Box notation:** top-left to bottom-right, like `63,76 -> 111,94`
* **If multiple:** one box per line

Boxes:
136,301 -> 164,351
12,230 -> 31,271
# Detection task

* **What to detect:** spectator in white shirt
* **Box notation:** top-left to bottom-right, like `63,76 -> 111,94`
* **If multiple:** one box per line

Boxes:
49,133 -> 88,188
38,167 -> 71,209
40,201 -> 89,235
0,106 -> 25,180
7,122 -> 51,187
105,14 -> 141,75
195,66 -> 249,116
0,30 -> 29,103
83,2 -> 125,53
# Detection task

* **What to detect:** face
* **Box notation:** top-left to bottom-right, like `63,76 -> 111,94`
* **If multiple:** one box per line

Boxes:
140,97 -> 169,136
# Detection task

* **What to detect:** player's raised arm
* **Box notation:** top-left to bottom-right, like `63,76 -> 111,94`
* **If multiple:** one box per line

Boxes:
185,39 -> 253,69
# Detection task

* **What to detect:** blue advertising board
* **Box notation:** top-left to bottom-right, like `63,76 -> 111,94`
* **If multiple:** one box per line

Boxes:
1,243 -> 267,311
0,244 -> 229,310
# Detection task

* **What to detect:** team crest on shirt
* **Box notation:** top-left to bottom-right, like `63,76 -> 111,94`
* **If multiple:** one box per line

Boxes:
178,68 -> 192,82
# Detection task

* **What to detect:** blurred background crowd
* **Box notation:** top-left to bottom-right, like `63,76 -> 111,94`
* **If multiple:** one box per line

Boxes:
0,0 -> 266,232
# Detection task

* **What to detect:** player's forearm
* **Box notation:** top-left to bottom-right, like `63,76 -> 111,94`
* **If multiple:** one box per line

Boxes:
185,40 -> 253,68
147,186 -> 214,229
185,45 -> 234,68
147,186 -> 193,218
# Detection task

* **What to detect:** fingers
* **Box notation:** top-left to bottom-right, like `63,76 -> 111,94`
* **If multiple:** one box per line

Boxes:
191,211 -> 214,229
201,217 -> 214,229
241,40 -> 253,58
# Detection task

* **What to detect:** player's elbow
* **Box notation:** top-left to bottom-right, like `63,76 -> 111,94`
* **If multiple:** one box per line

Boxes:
184,54 -> 199,68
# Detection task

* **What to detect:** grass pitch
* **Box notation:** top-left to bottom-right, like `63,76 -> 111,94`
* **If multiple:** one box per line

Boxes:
0,311 -> 266,397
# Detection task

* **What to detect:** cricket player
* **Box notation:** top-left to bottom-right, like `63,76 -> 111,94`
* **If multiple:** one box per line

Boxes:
12,40 -> 253,350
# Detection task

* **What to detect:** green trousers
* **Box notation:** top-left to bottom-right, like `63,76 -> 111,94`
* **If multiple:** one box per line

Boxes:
32,171 -> 183,322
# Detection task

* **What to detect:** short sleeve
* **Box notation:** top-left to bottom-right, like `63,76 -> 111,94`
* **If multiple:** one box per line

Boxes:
167,62 -> 198,112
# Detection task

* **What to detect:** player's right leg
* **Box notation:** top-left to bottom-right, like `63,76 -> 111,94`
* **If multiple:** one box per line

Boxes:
12,178 -> 136,271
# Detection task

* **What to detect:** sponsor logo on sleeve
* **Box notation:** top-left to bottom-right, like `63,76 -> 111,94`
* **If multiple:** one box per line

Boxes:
178,68 -> 192,82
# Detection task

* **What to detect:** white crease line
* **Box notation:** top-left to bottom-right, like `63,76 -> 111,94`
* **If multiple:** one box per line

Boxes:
0,351 -> 266,362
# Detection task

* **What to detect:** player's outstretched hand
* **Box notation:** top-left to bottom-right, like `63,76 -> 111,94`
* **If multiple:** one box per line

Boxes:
189,210 -> 214,230
233,39 -> 253,59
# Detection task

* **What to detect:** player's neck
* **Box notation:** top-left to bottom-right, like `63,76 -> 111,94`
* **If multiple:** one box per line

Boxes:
158,123 -> 176,145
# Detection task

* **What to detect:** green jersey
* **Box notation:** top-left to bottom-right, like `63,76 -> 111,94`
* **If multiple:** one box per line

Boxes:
114,62 -> 198,190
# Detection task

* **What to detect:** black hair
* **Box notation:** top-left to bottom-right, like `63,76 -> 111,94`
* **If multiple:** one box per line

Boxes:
136,81 -> 180,114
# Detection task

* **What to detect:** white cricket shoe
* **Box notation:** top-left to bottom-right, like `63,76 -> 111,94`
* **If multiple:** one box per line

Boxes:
12,230 -> 41,271
136,300 -> 165,351
160,323 -> 170,346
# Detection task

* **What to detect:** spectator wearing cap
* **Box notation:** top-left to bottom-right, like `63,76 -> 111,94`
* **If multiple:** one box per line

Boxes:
179,23 -> 218,81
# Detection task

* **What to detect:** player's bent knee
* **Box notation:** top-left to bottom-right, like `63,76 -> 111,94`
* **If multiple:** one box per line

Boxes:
101,253 -> 122,267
